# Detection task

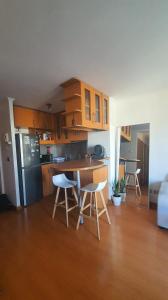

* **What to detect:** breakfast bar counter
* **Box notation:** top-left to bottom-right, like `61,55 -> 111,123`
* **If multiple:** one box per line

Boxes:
51,159 -> 104,172
50,159 -> 108,209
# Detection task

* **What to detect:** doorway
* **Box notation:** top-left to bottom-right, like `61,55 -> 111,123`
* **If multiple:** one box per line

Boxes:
118,123 -> 150,207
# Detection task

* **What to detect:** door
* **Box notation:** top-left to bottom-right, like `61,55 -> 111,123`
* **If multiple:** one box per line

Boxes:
137,138 -> 149,186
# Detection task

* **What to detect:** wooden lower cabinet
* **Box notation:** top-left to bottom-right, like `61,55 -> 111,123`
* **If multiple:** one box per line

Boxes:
80,165 -> 108,208
41,164 -> 55,197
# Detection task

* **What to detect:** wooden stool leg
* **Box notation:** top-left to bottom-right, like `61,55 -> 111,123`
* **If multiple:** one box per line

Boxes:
52,187 -> 60,219
76,191 -> 87,230
64,188 -> 69,227
95,192 -> 100,240
72,187 -> 78,205
100,191 -> 111,225
90,192 -> 93,217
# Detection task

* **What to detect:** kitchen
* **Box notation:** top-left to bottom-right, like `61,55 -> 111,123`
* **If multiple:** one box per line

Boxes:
1,1 -> 168,299
1,78 -> 110,209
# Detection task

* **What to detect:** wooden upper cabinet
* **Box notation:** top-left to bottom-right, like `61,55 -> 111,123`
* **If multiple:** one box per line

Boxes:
14,106 -> 35,128
61,78 -> 110,131
37,111 -> 54,130
14,106 -> 55,131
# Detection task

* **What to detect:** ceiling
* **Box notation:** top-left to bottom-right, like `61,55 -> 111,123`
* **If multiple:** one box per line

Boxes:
0,0 -> 168,112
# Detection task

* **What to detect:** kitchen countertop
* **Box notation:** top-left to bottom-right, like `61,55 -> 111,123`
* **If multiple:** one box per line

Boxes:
40,158 -> 109,166
49,159 -> 104,172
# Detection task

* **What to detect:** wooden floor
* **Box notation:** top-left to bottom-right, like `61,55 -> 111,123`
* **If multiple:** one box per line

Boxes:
0,189 -> 168,300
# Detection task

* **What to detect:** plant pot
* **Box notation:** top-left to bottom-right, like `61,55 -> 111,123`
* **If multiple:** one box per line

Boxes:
120,192 -> 126,202
112,195 -> 122,206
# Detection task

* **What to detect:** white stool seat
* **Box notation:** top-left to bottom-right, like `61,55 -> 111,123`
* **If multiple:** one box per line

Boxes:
76,180 -> 111,240
81,180 -> 107,193
126,168 -> 141,176
52,173 -> 78,227
52,174 -> 77,189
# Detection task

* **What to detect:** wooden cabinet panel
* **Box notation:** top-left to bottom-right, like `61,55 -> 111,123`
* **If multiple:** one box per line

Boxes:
102,95 -> 109,130
81,82 -> 94,128
14,106 -> 34,128
92,89 -> 103,129
14,106 -> 56,132
54,112 -> 69,144
41,164 -> 55,197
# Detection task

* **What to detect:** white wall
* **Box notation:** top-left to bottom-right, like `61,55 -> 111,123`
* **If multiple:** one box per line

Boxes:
114,93 -> 168,203
0,98 -> 20,206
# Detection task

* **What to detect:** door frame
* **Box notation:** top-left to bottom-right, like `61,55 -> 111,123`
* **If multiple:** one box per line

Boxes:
115,123 -> 150,208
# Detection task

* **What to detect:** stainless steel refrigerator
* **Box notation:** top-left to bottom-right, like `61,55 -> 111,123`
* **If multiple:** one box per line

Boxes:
15,133 -> 42,206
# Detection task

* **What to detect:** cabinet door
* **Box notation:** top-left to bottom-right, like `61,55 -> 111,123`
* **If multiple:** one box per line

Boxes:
14,106 -> 34,128
35,111 -> 53,130
102,95 -> 109,130
81,83 -> 94,128
55,112 -> 69,144
92,90 -> 102,129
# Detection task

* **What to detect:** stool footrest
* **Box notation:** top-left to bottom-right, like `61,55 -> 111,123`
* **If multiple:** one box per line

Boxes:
82,203 -> 91,211
58,200 -> 65,205
98,208 -> 106,218
67,204 -> 78,212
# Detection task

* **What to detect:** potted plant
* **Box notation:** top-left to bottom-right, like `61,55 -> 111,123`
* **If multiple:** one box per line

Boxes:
120,177 -> 127,202
112,179 -> 122,206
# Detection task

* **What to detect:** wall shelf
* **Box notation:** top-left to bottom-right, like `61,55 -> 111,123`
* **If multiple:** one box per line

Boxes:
61,94 -> 81,102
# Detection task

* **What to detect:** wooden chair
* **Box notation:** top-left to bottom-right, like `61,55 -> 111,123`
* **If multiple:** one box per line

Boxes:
52,174 -> 78,227
76,180 -> 111,240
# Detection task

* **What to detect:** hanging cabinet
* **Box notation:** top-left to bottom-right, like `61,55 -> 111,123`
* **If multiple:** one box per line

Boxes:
60,78 -> 109,131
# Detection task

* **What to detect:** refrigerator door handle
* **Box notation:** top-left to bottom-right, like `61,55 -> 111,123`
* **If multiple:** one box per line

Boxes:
19,134 -> 25,168
22,169 -> 27,206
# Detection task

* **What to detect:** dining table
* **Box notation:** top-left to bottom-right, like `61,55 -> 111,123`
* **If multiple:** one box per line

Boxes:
120,157 -> 140,174
51,159 -> 105,223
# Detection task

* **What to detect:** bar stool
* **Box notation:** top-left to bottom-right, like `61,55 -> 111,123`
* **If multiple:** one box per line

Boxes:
126,168 -> 142,198
52,174 -> 78,227
76,180 -> 111,240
